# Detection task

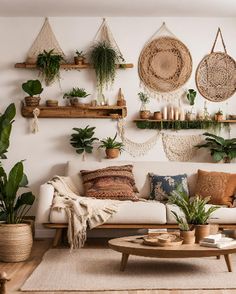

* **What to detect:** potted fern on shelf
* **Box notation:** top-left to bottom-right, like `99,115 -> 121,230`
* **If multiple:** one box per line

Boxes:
195,132 -> 236,163
70,126 -> 98,161
63,87 -> 90,106
99,133 -> 124,159
0,103 -> 35,262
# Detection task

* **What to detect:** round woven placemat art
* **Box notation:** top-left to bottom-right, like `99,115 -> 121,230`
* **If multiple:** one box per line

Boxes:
138,36 -> 192,93
196,28 -> 236,102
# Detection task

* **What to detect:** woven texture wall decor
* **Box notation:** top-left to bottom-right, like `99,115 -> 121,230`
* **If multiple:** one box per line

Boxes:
196,28 -> 236,102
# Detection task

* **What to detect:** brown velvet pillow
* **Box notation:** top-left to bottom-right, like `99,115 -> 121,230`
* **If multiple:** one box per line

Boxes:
80,165 -> 139,201
195,169 -> 236,207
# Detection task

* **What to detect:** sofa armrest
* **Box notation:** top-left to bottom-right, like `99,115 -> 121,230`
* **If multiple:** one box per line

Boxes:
35,183 -> 54,224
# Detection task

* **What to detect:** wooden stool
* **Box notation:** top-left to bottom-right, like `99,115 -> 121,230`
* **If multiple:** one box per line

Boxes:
0,272 -> 10,294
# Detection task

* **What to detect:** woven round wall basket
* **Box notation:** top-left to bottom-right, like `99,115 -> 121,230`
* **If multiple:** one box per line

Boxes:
196,28 -> 236,102
138,36 -> 192,93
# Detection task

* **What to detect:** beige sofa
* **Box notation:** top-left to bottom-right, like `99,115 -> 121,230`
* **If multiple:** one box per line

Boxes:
36,160 -> 236,245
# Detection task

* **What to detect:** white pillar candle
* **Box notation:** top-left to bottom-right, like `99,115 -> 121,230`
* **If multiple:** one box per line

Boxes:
168,106 -> 174,120
174,108 -> 179,121
163,106 -> 167,120
180,109 -> 185,121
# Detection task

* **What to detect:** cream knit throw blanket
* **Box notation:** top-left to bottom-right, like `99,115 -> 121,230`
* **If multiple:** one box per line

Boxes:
48,176 -> 120,249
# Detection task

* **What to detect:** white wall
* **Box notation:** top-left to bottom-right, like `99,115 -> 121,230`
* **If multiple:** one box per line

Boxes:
0,17 -> 236,215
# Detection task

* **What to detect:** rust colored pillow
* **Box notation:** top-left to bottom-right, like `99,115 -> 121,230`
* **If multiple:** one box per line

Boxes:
80,165 -> 139,201
195,169 -> 236,207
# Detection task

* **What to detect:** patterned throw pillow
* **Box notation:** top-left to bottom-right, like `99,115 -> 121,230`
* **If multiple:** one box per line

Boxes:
195,170 -> 236,207
80,165 -> 139,201
149,173 -> 189,201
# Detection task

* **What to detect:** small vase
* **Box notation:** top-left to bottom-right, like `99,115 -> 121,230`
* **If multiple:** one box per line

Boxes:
194,224 -> 210,243
180,229 -> 195,244
140,110 -> 150,119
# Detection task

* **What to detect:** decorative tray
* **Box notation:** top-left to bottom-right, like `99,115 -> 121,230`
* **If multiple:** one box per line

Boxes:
143,233 -> 183,247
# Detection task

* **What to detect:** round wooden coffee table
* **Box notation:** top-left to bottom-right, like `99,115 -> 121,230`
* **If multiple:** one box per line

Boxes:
108,235 -> 236,272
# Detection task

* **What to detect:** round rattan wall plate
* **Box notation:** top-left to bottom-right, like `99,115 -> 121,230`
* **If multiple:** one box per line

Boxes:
138,36 -> 192,93
196,52 -> 236,102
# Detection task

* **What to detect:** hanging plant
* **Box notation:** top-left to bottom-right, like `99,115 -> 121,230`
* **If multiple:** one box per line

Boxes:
90,41 -> 124,95
36,49 -> 64,86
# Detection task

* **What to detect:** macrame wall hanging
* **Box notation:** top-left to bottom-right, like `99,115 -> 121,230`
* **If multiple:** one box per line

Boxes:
162,133 -> 203,162
196,28 -> 236,102
117,120 -> 160,157
138,22 -> 192,102
26,17 -> 65,64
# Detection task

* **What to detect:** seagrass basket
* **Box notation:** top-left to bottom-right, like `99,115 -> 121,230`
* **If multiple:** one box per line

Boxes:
0,223 -> 33,262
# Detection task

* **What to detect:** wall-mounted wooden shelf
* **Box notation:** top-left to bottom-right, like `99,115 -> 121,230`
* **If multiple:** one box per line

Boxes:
21,105 -> 127,119
134,119 -> 235,130
15,63 -> 134,70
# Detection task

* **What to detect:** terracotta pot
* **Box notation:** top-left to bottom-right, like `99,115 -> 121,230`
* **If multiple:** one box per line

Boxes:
154,112 -> 162,120
194,224 -> 210,243
0,223 -> 33,262
74,56 -> 85,65
25,96 -> 40,107
215,114 -> 224,121
180,229 -> 195,244
140,110 -> 150,119
117,100 -> 126,106
106,148 -> 120,159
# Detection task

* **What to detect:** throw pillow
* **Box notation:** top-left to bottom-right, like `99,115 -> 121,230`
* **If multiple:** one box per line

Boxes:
80,165 -> 139,201
195,169 -> 236,207
149,173 -> 189,201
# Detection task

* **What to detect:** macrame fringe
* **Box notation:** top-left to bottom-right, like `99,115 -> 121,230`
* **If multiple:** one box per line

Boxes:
31,108 -> 40,133
162,133 -> 203,161
117,120 -> 160,157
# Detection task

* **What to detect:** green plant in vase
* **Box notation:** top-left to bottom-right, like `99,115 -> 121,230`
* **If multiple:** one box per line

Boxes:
22,80 -> 43,107
186,89 -> 197,120
138,92 -> 150,119
36,49 -> 64,86
70,126 -> 98,160
90,41 -> 124,104
99,133 -> 124,159
74,50 -> 86,65
195,132 -> 236,163
63,87 -> 90,106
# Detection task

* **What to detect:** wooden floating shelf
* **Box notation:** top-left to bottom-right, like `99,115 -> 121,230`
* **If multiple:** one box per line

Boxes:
15,63 -> 134,69
134,119 -> 234,130
21,105 -> 127,119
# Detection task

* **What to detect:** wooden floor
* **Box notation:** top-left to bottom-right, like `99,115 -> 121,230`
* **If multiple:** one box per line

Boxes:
1,239 -> 236,294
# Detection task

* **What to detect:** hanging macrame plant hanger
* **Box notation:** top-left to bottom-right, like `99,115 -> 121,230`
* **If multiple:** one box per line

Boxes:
138,22 -> 192,102
26,17 -> 65,64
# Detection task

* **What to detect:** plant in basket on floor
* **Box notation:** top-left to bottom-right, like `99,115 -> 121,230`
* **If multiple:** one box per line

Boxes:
195,132 -> 236,163
63,87 -> 91,106
168,186 -> 219,243
99,133 -> 124,159
22,79 -> 43,107
70,125 -> 98,161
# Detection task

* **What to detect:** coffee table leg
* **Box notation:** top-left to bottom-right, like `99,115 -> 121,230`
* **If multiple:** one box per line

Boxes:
120,253 -> 129,272
224,254 -> 232,272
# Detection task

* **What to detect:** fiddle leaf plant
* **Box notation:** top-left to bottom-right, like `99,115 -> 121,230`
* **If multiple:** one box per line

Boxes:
195,132 -> 236,163
0,161 -> 35,224
70,126 -> 99,160
36,49 -> 64,86
22,80 -> 43,97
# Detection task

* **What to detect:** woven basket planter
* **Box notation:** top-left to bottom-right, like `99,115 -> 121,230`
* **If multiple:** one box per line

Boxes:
0,223 -> 33,262
25,96 -> 40,107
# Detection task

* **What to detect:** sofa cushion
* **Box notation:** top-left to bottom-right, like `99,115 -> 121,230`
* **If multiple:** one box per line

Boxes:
50,200 -> 167,224
166,203 -> 236,224
80,165 -> 139,201
149,173 -> 189,201
195,170 -> 236,207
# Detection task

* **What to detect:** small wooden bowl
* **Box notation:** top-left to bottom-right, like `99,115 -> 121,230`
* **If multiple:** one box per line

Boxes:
46,100 -> 58,107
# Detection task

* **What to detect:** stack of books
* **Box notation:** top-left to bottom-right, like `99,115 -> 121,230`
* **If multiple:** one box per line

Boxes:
200,233 -> 236,248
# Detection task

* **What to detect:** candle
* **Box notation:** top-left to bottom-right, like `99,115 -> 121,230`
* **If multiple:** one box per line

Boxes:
174,108 -> 179,121
163,106 -> 167,120
168,106 -> 174,120
180,109 -> 185,121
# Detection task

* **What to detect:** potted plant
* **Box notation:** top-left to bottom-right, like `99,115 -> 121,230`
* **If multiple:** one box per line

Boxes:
74,50 -> 86,65
0,162 -> 35,262
70,126 -> 98,160
22,80 -> 43,107
215,109 -> 224,121
90,41 -> 124,100
63,88 -> 91,106
138,92 -> 151,119
169,186 -> 219,243
36,49 -> 64,86
99,133 -> 124,159
186,89 -> 197,121
195,132 -> 236,163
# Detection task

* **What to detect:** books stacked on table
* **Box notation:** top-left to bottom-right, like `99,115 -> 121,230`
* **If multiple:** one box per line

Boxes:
200,233 -> 236,249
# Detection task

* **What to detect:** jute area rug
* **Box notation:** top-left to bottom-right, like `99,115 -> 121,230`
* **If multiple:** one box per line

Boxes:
22,248 -> 236,291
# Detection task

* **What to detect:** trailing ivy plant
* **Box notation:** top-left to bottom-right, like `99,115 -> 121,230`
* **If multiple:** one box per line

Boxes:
70,126 -> 99,160
90,41 -> 124,95
36,49 -> 64,86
